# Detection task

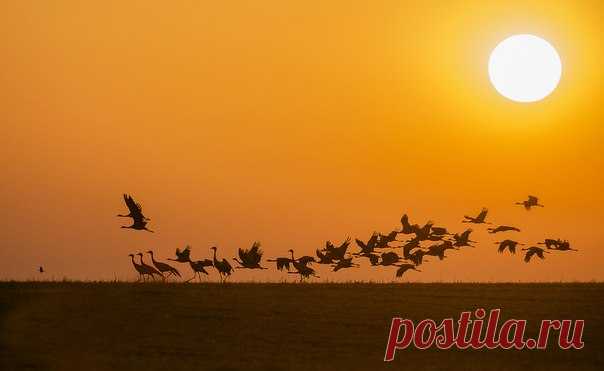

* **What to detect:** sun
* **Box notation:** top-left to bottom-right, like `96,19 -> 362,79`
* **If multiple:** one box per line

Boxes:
488,34 -> 562,103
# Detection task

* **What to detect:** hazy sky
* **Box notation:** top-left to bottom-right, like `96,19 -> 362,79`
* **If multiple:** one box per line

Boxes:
1,1 -> 602,281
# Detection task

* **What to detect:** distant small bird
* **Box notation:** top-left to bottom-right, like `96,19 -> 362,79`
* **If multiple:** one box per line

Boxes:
462,208 -> 491,224
39,266 -> 44,273
233,241 -> 267,269
487,225 -> 521,234
516,195 -> 544,210
537,239 -> 559,249
211,246 -> 233,282
522,247 -> 549,263
545,239 -> 578,252
495,240 -> 523,254
394,263 -> 421,278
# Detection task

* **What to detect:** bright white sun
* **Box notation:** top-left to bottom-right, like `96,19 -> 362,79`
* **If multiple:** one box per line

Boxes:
488,34 -> 562,103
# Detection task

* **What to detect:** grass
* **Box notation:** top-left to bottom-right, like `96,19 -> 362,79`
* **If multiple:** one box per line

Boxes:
1,282 -> 603,370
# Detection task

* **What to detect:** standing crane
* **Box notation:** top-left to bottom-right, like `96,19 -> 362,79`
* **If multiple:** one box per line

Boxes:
137,253 -> 163,280
211,246 -> 233,282
146,250 -> 181,279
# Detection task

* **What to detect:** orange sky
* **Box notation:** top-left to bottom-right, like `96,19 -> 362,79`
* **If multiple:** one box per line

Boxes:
1,1 -> 602,282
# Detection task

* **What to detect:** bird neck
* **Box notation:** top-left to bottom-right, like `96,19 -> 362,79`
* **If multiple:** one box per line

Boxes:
290,251 -> 295,260
212,249 -> 218,262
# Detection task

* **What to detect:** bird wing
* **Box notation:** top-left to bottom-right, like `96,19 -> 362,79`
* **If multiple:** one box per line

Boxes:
478,208 -> 488,221
123,194 -> 144,217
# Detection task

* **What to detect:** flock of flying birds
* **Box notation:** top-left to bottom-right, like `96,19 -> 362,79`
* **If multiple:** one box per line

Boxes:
118,194 -> 578,282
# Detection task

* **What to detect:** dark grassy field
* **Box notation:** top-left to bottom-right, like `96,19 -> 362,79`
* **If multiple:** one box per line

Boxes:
0,282 -> 602,371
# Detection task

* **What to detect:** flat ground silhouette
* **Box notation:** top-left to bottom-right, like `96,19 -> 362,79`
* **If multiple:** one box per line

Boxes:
1,282 -> 602,370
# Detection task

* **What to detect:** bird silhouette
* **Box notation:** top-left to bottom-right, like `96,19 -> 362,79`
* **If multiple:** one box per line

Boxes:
394,263 -> 421,278
316,249 -> 336,264
376,251 -> 403,266
430,226 -> 451,236
407,249 -> 429,266
487,225 -> 521,234
118,194 -> 150,220
462,208 -> 491,224
137,253 -> 163,280
288,249 -> 319,281
522,246 -> 549,263
516,195 -> 544,210
376,231 -> 398,248
129,253 -> 159,281
121,218 -> 154,233
322,238 -> 351,261
211,246 -> 233,282
452,229 -> 475,248
401,238 -> 421,260
147,251 -> 181,279
413,221 -> 434,241
233,241 -> 267,269
332,257 -> 359,272
545,239 -> 577,252
495,240 -> 523,254
267,256 -> 293,271
425,241 -> 456,260
400,214 -> 420,234
118,194 -> 154,232
187,259 -> 214,282
354,233 -> 379,256
39,266 -> 44,273
168,246 -> 192,263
